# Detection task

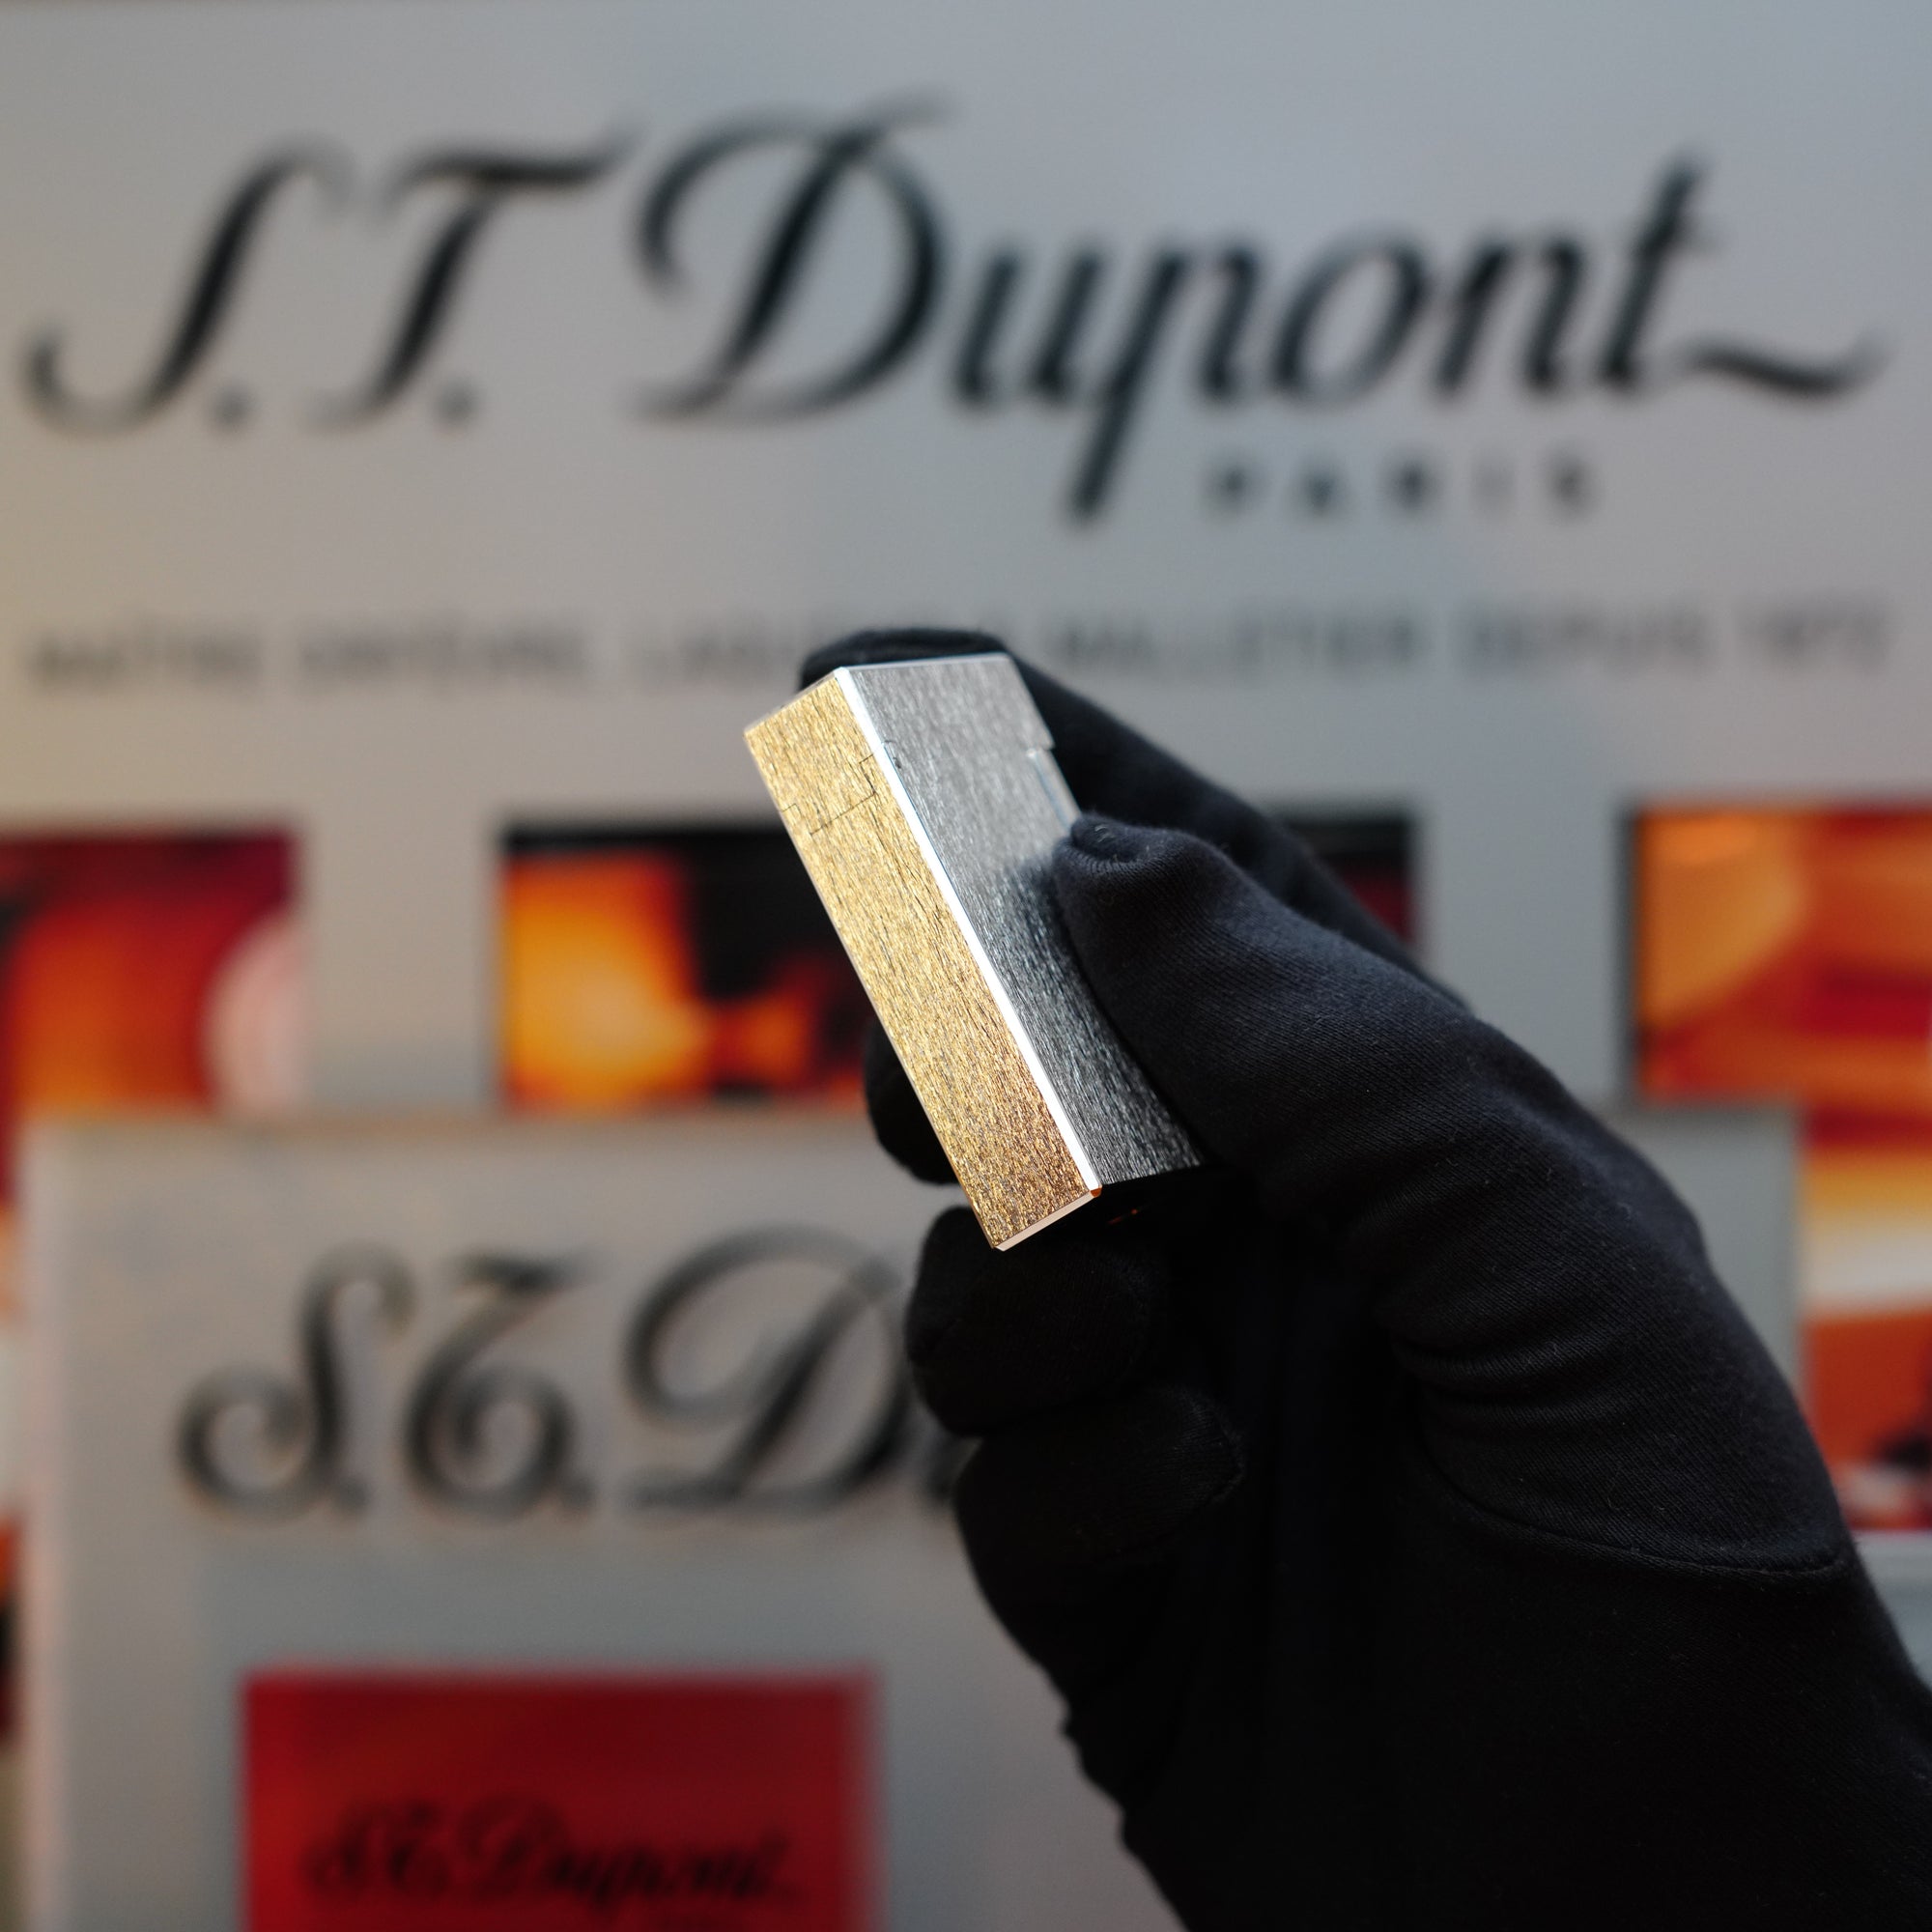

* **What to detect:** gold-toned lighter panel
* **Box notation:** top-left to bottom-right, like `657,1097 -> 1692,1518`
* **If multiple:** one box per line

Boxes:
746,676 -> 1092,1248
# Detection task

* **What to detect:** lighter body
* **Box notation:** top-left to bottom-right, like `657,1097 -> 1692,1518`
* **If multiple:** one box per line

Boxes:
746,653 -> 1198,1248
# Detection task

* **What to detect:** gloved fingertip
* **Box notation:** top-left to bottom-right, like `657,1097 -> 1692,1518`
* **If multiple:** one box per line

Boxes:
1051,822 -> 1331,1168
1054,819 -> 1221,949
906,1210 -> 1171,1435
1066,812 -> 1151,865
904,1208 -> 989,1369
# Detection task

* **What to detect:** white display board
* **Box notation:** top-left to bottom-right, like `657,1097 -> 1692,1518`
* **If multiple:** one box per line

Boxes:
22,1114 -> 1178,1932
0,0 -> 1922,1103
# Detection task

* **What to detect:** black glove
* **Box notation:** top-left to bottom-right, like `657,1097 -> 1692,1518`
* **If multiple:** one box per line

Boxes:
802,633 -> 1932,1931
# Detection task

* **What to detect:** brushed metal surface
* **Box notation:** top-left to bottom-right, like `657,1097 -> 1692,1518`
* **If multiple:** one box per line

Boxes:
746,654 -> 1197,1247
847,658 -> 1200,1184
747,671 -> 1090,1247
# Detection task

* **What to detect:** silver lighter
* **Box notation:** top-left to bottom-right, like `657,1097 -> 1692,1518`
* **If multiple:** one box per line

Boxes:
746,652 -> 1198,1248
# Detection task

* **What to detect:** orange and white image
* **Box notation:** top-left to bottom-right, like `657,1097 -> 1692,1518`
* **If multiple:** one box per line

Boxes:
1635,807 -> 1932,1524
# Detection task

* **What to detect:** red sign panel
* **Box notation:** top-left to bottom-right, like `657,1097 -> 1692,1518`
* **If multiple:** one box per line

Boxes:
245,1672 -> 872,1931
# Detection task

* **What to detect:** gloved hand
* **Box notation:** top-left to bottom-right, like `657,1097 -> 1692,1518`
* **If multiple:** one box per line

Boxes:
801,633 -> 1932,1931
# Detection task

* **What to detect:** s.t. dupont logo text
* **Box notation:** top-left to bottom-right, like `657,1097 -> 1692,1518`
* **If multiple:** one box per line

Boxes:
247,1676 -> 862,1931
22,102 -> 1883,520
176,1230 -> 961,1524
304,1801 -> 796,1919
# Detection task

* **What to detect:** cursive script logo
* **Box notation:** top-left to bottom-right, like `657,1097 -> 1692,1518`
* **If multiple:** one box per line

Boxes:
178,1244 -> 412,1517
178,1227 -> 960,1522
22,104 -> 1883,519
403,1252 -> 591,1518
305,1796 -> 795,1918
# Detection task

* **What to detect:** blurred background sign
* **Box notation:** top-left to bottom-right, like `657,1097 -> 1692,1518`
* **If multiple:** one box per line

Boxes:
3,0 -> 1932,1921
245,1672 -> 871,1931
24,1116 -> 1166,1931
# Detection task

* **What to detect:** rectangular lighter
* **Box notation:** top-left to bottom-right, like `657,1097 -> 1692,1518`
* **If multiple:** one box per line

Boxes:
745,653 -> 1199,1248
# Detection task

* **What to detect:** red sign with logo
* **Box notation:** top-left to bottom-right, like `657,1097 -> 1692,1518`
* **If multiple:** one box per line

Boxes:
244,1672 -> 873,1931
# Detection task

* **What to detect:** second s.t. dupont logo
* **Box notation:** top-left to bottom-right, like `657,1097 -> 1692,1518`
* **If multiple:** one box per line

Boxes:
21,101 -> 1883,521
175,1230 -> 962,1526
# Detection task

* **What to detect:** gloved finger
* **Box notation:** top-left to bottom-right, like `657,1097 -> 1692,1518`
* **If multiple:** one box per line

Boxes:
1053,813 -> 1625,1235
799,629 -> 1422,978
906,1206 -> 1169,1435
953,1384 -> 1244,1608
1051,813 -> 1843,1568
863,1023 -> 952,1184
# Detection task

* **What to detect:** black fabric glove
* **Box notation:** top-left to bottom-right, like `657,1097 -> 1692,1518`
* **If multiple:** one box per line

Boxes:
800,632 -> 1932,1930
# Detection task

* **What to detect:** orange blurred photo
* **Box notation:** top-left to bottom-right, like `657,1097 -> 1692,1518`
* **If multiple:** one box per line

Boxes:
0,830 -> 299,1726
1635,805 -> 1932,1526
500,828 -> 871,1110
0,832 -> 300,1217
1635,809 -> 1932,1127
